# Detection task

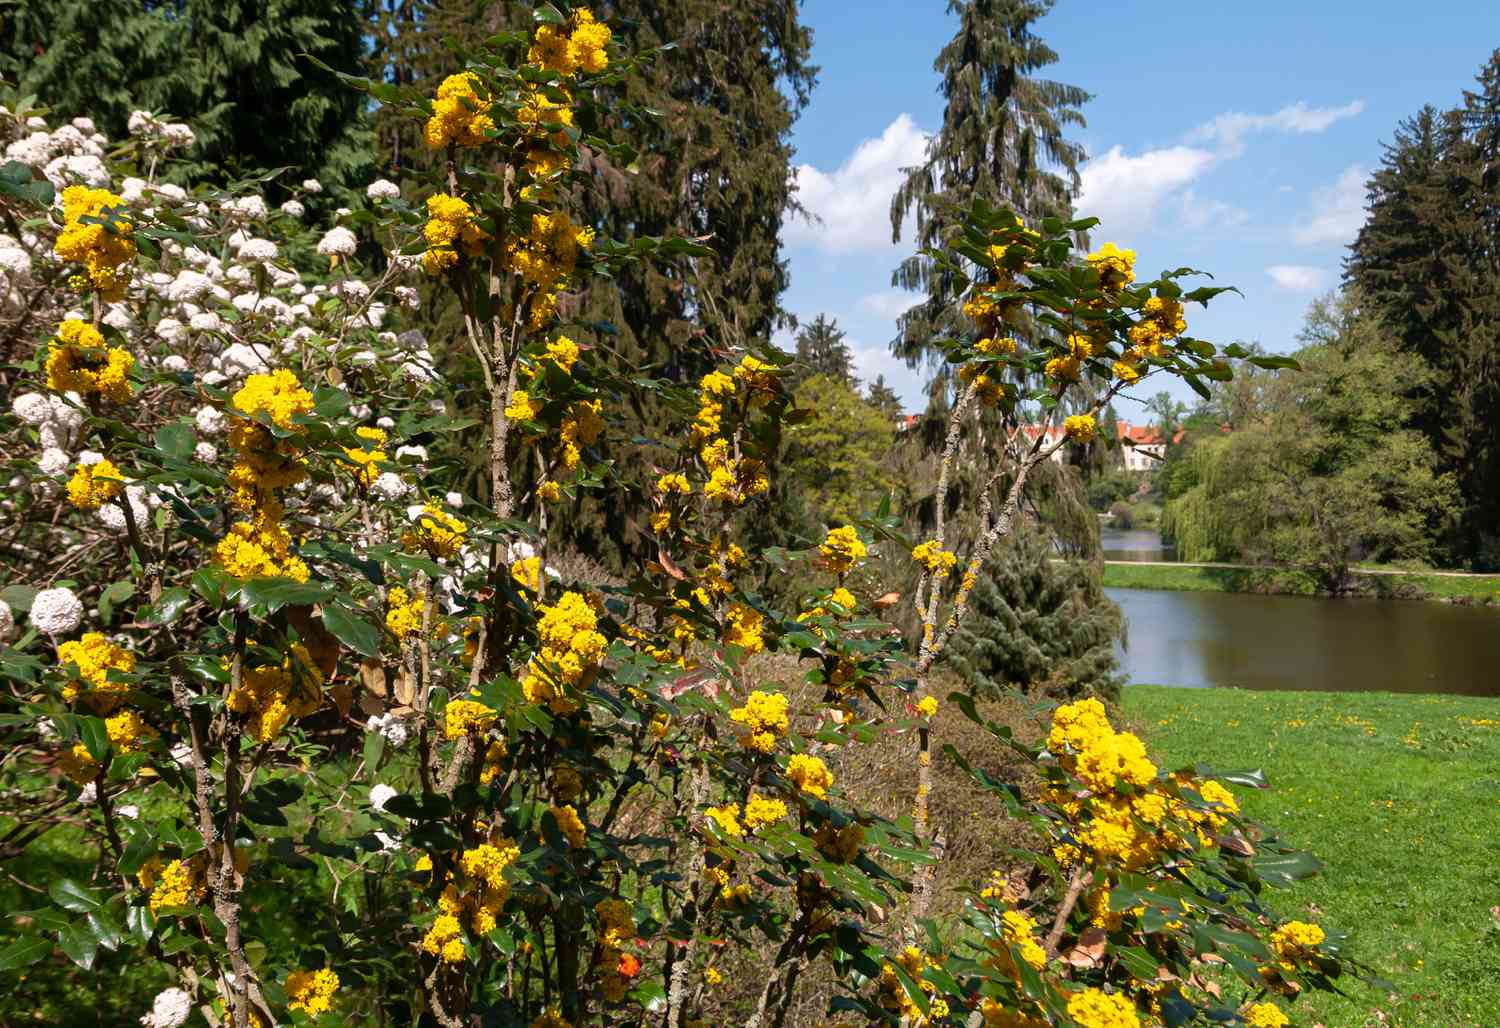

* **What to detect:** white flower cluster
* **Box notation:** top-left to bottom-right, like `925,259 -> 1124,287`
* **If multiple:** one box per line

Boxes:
140,986 -> 193,1028
127,111 -> 196,150
4,115 -> 110,189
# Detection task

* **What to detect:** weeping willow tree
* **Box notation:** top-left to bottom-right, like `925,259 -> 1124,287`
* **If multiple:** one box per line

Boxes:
888,0 -> 1089,380
1159,434 -> 1245,562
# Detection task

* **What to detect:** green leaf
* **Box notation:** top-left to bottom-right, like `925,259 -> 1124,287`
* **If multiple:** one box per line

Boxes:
142,587 -> 193,626
0,584 -> 38,612
0,935 -> 52,972
1253,849 -> 1324,886
57,924 -> 97,970
48,878 -> 103,913
79,716 -> 110,762
118,828 -> 157,877
322,604 -> 380,657
154,423 -> 196,460
238,577 -> 333,613
0,160 -> 55,207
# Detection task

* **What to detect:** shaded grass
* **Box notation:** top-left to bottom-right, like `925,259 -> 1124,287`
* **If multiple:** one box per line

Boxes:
1126,685 -> 1500,1028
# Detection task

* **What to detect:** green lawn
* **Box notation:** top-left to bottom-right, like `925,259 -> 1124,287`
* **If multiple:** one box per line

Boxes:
1126,685 -> 1500,1028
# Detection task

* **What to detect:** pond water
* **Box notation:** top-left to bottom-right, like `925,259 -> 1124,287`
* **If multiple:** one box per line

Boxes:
1099,528 -> 1175,562
1108,587 -> 1500,697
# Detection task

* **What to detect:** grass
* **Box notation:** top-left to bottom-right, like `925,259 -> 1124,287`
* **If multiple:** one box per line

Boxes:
1102,561 -> 1500,604
1125,685 -> 1500,1028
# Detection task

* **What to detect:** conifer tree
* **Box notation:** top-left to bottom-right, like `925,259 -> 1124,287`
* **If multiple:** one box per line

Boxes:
888,0 -> 1088,377
792,313 -> 856,388
945,527 -> 1123,702
1,0 -> 374,195
866,374 -> 905,419
1347,51 -> 1500,567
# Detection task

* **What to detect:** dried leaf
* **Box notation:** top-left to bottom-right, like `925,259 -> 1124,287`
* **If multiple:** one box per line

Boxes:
328,683 -> 354,719
1062,927 -> 1107,968
288,605 -> 340,679
655,549 -> 687,581
360,657 -> 388,698
872,591 -> 901,610
394,668 -> 417,707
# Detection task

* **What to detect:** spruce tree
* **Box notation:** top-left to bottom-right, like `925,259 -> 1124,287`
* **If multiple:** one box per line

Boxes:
1347,51 -> 1500,567
888,0 -> 1088,378
792,314 -> 856,388
945,527 -> 1123,703
866,375 -> 905,419
1,0 -> 374,195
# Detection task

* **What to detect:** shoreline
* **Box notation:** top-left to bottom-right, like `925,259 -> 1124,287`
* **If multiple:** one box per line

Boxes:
1100,559 -> 1500,605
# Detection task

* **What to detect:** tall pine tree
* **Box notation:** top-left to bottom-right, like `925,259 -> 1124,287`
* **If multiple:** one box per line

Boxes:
791,313 -> 855,388
1347,52 -> 1500,567
888,0 -> 1088,377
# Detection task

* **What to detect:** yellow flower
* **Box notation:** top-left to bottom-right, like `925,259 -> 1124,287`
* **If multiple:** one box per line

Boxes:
45,320 -> 135,401
729,690 -> 789,753
232,369 -> 315,429
549,803 -> 586,847
1064,414 -> 1097,443
285,968 -> 339,1016
422,191 -> 489,273
656,472 -> 692,496
57,632 -> 135,710
1086,242 -> 1136,290
444,698 -> 498,740
424,72 -> 496,149
65,459 -> 126,510
148,855 -> 207,914
911,539 -> 958,577
54,186 -> 136,298
1065,987 -> 1140,1028
403,501 -> 467,560
722,601 -> 765,653
1270,920 -> 1325,967
386,586 -> 441,639
976,335 -> 1019,356
704,803 -> 743,838
1044,354 -> 1081,382
538,480 -> 561,503
545,334 -> 579,371
1244,1002 -> 1290,1028
742,792 -> 787,831
785,753 -> 833,799
225,644 -> 324,742
915,696 -> 939,719
820,525 -> 867,574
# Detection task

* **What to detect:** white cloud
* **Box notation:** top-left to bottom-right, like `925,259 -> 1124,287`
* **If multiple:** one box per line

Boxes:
848,340 -> 924,410
1192,100 -> 1366,155
785,114 -> 930,255
1075,144 -> 1217,236
1266,264 -> 1329,291
1293,163 -> 1368,247
858,289 -> 917,320
1178,190 -> 1249,231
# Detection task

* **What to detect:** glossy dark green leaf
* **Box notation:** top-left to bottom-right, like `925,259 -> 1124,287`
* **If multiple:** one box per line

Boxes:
154,423 -> 195,460
117,827 -> 156,877
322,603 -> 379,657
49,877 -> 103,913
142,587 -> 193,626
57,924 -> 98,969
79,716 -> 110,762
0,935 -> 52,972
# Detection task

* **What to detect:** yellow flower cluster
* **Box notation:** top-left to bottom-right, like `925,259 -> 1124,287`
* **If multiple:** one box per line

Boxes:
443,698 -> 498,740
58,743 -> 100,786
1269,920 -> 1325,970
911,539 -> 958,578
704,804 -> 743,839
45,319 -> 134,401
811,821 -> 864,864
403,501 -> 467,560
1126,296 -> 1187,361
691,363 -> 772,507
54,186 -> 136,298
986,909 -> 1047,979
820,526 -> 867,574
559,398 -> 604,469
545,334 -> 579,371
57,632 -> 135,712
65,458 -> 125,510
386,585 -> 442,640
915,695 -> 939,719
420,835 -> 519,961
785,753 -> 833,799
1044,353 -> 1081,383
232,368 -> 315,429
1086,243 -> 1136,291
218,370 -> 315,582
511,556 -> 542,593
522,591 -> 607,715
106,710 -> 157,752
285,968 -> 340,1016
422,192 -> 489,274
722,601 -> 765,653
1064,414 -> 1097,443
976,335 -> 1019,356
1065,987 -> 1140,1028
878,946 -> 948,1023
343,426 -> 388,487
528,8 -> 611,76
550,803 -> 586,847
729,690 -> 789,753
593,897 -> 635,1003
148,855 -> 208,914
742,792 -> 787,831
656,472 -> 691,496
505,389 -> 542,423
1244,1002 -> 1290,1028
225,643 -> 324,743
959,361 -> 1005,406
424,72 -> 496,149
506,210 -> 593,326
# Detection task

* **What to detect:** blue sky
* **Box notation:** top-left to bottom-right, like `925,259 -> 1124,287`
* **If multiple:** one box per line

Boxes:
777,1 -> 1500,415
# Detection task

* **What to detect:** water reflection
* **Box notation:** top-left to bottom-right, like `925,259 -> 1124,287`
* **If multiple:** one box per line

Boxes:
1108,587 -> 1500,696
1099,529 -> 1175,563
